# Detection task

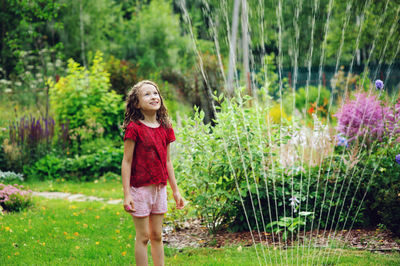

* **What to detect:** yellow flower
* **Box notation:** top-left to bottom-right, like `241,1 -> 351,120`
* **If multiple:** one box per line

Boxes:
73,212 -> 78,216
94,180 -> 98,184
83,224 -> 88,228
95,215 -> 100,219
116,229 -> 120,234
75,246 -> 80,250
96,242 -> 100,245
116,212 -> 120,215
69,205 -> 77,209
42,242 -> 45,246
74,232 -> 79,236
5,226 -> 10,231
14,252 -> 20,256
121,251 -> 127,256
64,232 -> 68,235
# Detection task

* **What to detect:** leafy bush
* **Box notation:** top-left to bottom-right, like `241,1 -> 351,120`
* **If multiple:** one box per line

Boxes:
361,143 -> 400,236
174,92 -> 376,233
266,211 -> 313,242
0,183 -> 33,212
24,154 -> 64,181
49,51 -> 124,144
25,146 -> 123,182
175,94 -> 280,232
376,182 -> 400,236
105,56 -> 139,96
0,170 -> 24,183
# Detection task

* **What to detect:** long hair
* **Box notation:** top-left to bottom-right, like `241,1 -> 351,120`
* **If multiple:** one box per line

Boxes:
122,80 -> 171,131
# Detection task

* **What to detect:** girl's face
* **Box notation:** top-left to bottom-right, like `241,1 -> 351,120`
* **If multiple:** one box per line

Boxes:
136,84 -> 161,112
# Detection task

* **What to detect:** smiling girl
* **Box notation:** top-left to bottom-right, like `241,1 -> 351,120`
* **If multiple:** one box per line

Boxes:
121,80 -> 184,266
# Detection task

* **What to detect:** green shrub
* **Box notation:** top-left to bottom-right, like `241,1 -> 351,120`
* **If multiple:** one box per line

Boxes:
49,51 -> 124,144
361,142 -> 400,236
174,93 -> 278,232
376,183 -> 400,236
0,183 -> 33,212
24,154 -> 64,181
25,146 -> 123,182
174,92 -> 384,233
105,56 -> 139,96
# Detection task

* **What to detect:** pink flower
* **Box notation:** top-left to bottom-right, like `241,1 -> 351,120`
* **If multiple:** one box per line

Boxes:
335,92 -> 400,144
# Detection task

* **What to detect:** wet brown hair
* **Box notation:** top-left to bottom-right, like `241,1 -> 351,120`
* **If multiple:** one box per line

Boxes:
122,80 -> 171,131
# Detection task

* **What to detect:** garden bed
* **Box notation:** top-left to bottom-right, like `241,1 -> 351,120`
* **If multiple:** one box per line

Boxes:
163,219 -> 400,252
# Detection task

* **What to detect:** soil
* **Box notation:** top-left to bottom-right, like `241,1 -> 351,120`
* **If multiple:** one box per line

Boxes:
163,219 -> 400,252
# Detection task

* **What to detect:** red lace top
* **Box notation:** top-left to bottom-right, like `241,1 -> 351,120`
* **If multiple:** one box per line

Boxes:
124,121 -> 175,187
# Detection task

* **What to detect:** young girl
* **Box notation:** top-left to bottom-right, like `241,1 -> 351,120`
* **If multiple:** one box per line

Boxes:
121,80 -> 184,266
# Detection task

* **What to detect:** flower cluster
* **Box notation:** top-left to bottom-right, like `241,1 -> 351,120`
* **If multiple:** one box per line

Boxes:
335,92 -> 400,144
0,183 -> 33,212
9,116 -> 55,146
0,170 -> 24,183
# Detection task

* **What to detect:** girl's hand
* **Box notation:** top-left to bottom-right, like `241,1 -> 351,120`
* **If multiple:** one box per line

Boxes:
173,192 -> 185,209
123,195 -> 135,213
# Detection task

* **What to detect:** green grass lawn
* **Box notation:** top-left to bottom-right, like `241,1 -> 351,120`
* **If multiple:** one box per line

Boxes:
1,180 -> 400,265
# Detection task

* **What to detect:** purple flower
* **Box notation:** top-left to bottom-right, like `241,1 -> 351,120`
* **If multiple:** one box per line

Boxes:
396,154 -> 400,165
334,92 -> 398,144
336,134 -> 349,147
375,79 -> 384,90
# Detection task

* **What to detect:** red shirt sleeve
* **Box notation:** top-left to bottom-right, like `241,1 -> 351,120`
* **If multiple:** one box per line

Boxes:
124,122 -> 138,142
166,127 -> 176,144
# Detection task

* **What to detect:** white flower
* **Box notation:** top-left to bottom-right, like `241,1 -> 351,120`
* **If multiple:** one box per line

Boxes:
289,196 -> 300,212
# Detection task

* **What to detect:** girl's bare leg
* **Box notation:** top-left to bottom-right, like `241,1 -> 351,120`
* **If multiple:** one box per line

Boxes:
149,214 -> 164,266
133,216 -> 150,266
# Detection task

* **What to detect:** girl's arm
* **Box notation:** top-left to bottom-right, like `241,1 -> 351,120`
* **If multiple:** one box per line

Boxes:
166,144 -> 184,209
121,139 -> 135,212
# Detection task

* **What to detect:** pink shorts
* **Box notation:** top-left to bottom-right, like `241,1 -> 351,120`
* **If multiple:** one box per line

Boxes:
129,184 -> 167,217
